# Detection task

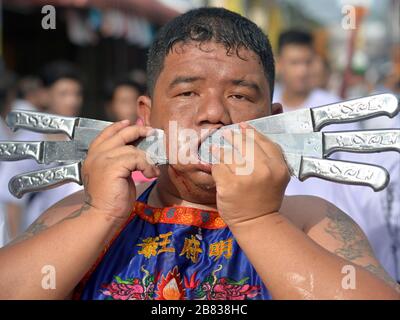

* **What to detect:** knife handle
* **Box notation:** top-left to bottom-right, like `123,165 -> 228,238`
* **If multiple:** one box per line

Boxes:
0,141 -> 43,163
9,162 -> 82,199
311,94 -> 399,131
6,110 -> 77,138
323,130 -> 400,156
299,157 -> 389,191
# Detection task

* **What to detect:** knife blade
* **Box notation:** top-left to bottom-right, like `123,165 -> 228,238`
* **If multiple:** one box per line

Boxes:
0,141 -> 87,164
198,129 -> 400,163
0,128 -> 168,165
3,129 -> 398,165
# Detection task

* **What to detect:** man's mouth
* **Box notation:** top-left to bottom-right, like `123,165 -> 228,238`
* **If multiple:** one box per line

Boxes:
166,124 -> 220,169
195,128 -> 218,171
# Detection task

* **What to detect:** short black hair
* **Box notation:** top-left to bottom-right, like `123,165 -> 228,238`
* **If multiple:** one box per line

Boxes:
278,30 -> 314,54
16,76 -> 44,99
147,7 -> 275,100
0,69 -> 17,115
40,60 -> 82,88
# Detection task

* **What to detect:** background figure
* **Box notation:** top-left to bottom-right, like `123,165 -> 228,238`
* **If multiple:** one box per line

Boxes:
0,70 -> 16,140
273,29 -> 400,280
0,76 -> 47,240
104,75 -> 146,124
0,69 -> 17,247
12,76 -> 47,113
310,55 -> 332,91
104,75 -> 154,185
273,29 -> 341,202
0,61 -> 84,244
40,60 -> 83,117
274,29 -> 340,112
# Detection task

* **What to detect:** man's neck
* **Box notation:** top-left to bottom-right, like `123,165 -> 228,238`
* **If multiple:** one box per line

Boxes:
148,172 -> 218,212
281,88 -> 310,110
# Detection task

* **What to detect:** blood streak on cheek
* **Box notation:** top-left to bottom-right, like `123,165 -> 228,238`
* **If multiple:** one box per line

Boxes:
170,166 -> 192,193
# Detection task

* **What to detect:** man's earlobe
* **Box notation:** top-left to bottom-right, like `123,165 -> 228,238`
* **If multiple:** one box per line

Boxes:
137,95 -> 152,126
271,102 -> 283,115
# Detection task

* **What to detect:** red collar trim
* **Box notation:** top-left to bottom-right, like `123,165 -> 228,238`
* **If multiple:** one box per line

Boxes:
134,201 -> 227,230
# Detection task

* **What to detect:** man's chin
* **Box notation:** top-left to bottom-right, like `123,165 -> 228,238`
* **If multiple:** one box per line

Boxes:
187,169 -> 215,190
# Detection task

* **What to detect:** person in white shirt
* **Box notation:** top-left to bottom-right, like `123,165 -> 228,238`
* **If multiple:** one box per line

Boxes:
0,69 -> 17,247
273,29 -> 400,280
0,64 -> 84,244
273,29 -> 342,202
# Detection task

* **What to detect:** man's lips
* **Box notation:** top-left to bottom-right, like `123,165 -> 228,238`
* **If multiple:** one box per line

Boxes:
166,126 -> 220,167
195,128 -> 219,169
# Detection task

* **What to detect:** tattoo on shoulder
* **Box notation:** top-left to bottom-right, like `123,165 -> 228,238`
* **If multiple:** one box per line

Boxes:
324,203 -> 374,261
324,203 -> 400,292
365,264 -> 400,293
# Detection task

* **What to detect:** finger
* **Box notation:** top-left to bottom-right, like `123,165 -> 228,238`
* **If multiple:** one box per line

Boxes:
94,125 -> 155,153
103,152 -> 160,179
102,145 -> 155,166
211,144 -> 238,174
210,147 -> 234,181
103,145 -> 160,175
89,120 -> 131,150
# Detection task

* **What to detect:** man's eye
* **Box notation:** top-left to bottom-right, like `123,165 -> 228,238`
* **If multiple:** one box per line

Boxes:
179,91 -> 196,97
230,94 -> 247,100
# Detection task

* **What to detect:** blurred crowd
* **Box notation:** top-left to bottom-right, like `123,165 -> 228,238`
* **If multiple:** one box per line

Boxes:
0,1 -> 399,284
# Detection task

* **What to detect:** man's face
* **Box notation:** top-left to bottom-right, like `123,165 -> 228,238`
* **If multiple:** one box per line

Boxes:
277,44 -> 314,95
48,78 -> 83,117
140,41 -> 278,203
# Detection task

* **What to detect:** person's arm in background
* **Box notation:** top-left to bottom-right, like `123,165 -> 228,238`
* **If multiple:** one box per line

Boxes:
5,203 -> 23,240
0,121 -> 159,299
0,163 -> 28,242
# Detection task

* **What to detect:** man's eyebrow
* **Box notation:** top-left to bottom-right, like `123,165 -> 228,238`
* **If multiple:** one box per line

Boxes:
168,76 -> 204,89
230,79 -> 261,93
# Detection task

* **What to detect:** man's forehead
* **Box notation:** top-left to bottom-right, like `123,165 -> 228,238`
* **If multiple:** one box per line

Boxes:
164,41 -> 262,67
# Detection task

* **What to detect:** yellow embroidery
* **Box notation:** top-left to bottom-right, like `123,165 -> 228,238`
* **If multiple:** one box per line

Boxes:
179,235 -> 203,263
158,231 -> 175,254
137,232 -> 175,258
209,238 -> 233,261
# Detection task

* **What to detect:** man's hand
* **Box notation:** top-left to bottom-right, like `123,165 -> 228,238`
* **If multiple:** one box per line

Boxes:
82,120 -> 160,220
211,122 -> 290,228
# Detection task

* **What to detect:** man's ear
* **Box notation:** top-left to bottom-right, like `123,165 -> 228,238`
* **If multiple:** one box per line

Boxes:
271,102 -> 283,115
137,95 -> 152,126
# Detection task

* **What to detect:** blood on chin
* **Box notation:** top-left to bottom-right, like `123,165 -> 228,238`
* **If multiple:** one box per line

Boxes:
169,165 -> 217,192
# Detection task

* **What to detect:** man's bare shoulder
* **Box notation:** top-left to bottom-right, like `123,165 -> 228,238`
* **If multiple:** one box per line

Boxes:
281,195 -> 400,293
280,194 -> 330,232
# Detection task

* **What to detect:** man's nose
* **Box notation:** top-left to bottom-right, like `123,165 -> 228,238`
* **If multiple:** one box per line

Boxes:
195,93 -> 231,129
